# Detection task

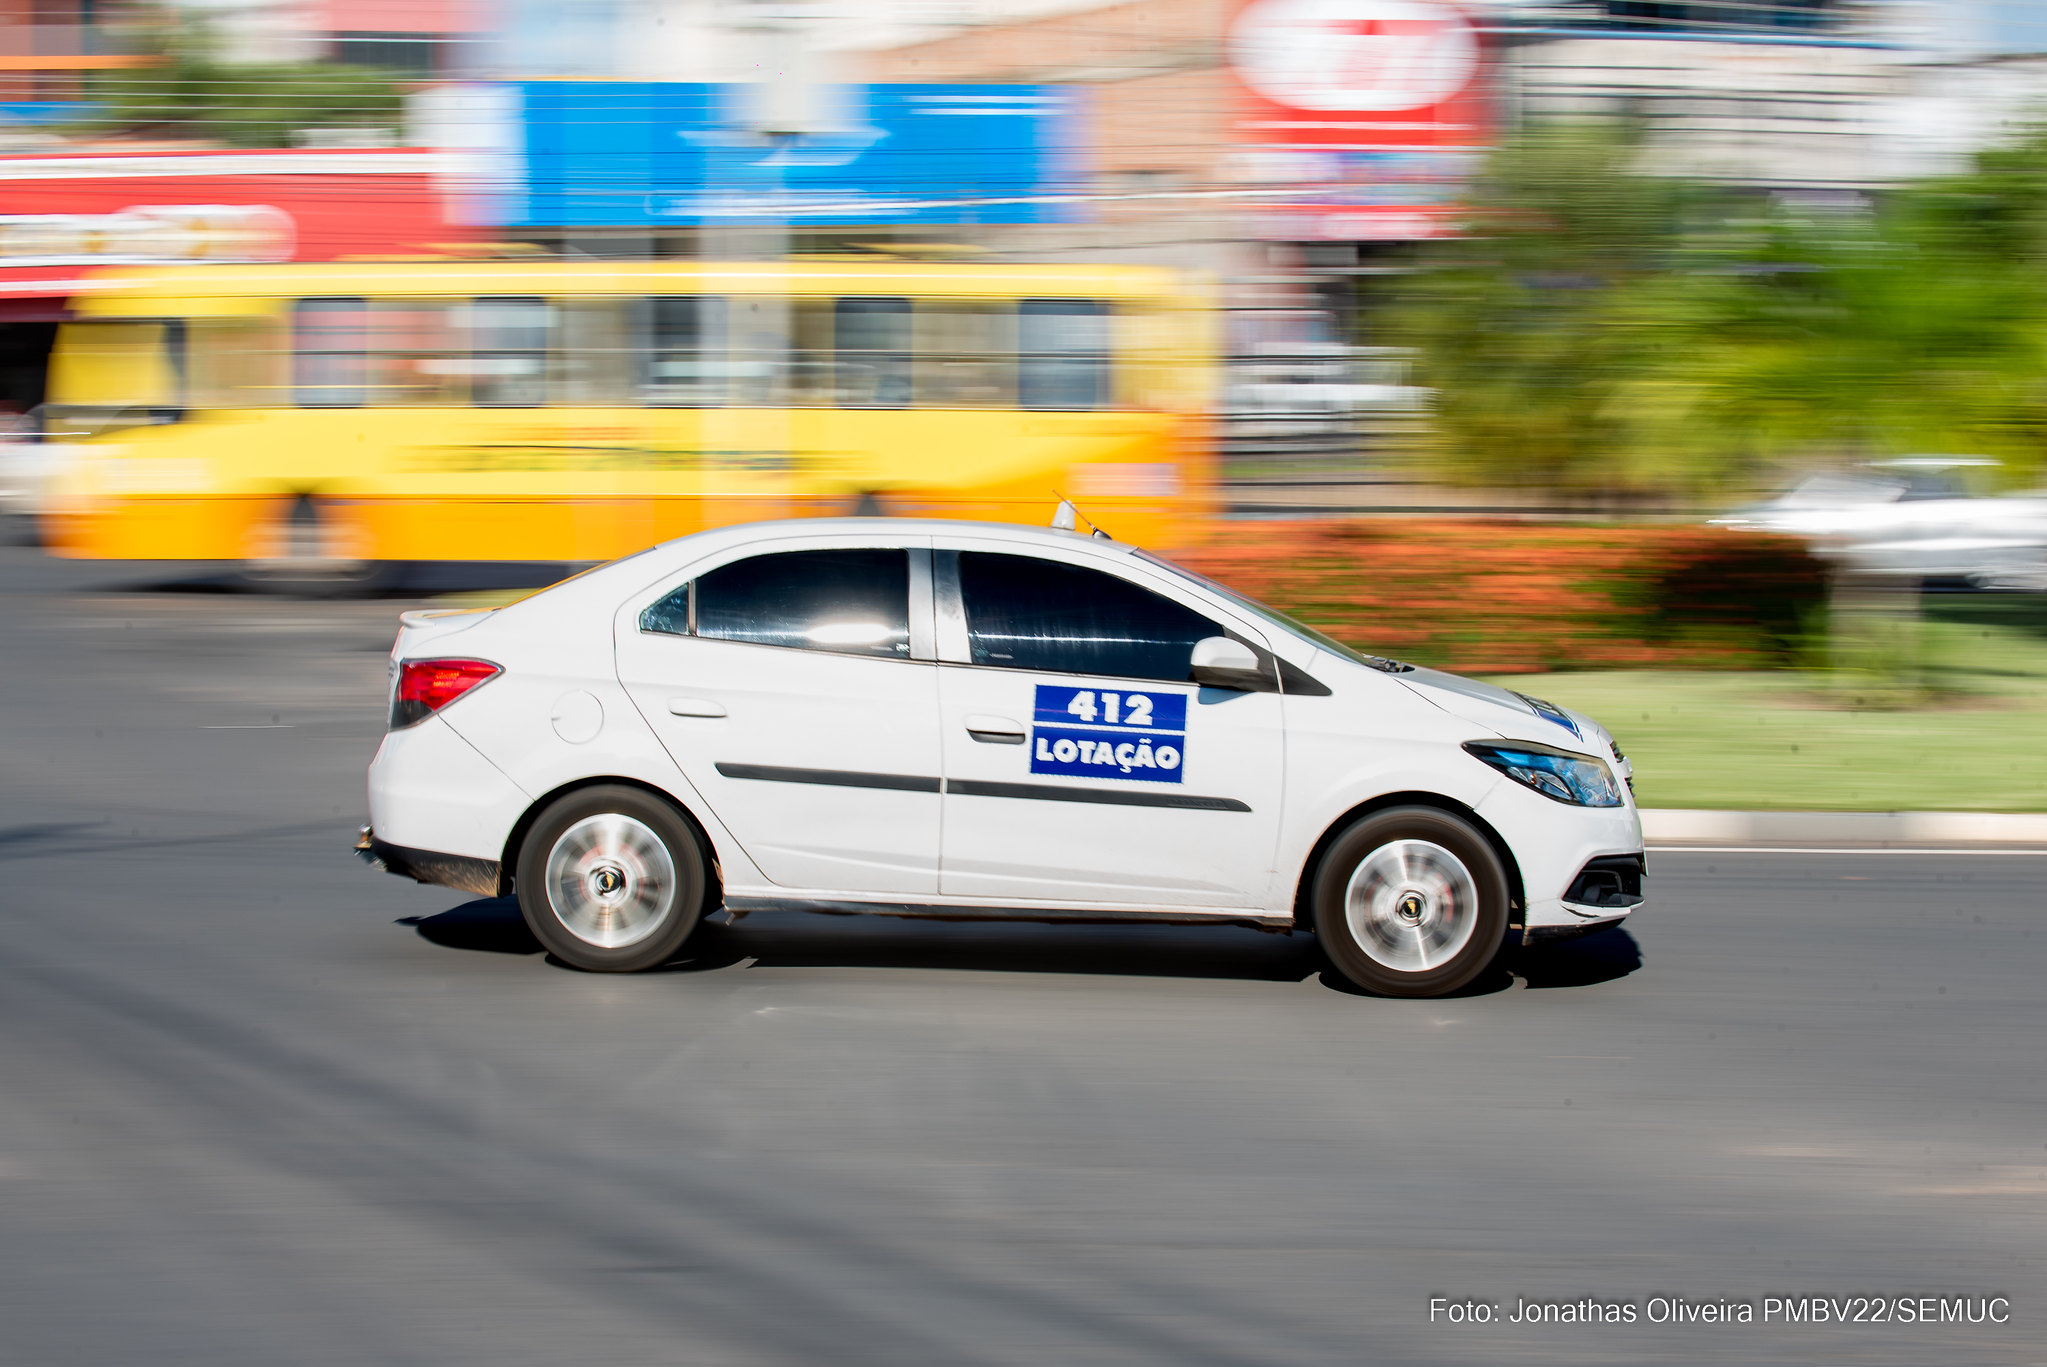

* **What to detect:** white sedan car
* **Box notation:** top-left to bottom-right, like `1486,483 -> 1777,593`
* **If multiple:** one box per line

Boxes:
360,516 -> 1644,997
1714,460 -> 2047,587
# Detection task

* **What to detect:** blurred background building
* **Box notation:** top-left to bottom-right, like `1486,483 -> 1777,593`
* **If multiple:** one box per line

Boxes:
9,0 -> 2047,490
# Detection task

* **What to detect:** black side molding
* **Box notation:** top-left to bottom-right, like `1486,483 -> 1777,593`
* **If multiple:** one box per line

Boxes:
947,779 -> 1251,812
715,763 -> 943,794
713,763 -> 1252,812
725,894 -> 1289,929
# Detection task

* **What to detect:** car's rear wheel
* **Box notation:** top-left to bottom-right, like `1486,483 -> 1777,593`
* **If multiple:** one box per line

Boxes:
515,785 -> 711,972
1311,806 -> 1509,998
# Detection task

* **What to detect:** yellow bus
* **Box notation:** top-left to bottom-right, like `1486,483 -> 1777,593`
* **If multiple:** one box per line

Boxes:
40,259 -> 1217,579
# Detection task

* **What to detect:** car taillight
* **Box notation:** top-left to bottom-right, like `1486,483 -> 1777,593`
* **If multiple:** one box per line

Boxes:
390,658 -> 501,730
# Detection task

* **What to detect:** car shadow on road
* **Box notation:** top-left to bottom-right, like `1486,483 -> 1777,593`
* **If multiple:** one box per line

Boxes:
401,900 -> 1643,994
398,899 -> 543,955
1314,926 -> 1644,999
1514,927 -> 1644,989
0,820 -> 110,854
686,914 -> 1326,983
399,899 -> 1320,981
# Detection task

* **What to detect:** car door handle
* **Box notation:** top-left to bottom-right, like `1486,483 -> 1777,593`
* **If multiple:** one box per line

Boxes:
965,714 -> 1026,744
667,698 -> 728,718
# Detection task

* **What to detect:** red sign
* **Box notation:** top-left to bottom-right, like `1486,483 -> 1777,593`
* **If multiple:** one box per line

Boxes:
1226,0 -> 1488,240
0,149 -> 456,295
1228,0 -> 1488,148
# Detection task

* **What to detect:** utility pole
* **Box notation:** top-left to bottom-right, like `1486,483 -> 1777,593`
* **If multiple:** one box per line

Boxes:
704,1 -> 834,514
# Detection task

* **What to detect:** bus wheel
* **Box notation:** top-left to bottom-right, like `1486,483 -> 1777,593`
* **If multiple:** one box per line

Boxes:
240,495 -> 401,597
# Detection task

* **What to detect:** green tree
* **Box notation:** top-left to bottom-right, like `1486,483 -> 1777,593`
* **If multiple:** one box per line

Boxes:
80,22 -> 404,150
1395,119 -> 2047,498
1390,120 -> 1723,499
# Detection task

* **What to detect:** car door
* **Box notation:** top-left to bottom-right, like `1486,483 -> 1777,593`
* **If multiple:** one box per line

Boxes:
615,537 -> 942,894
933,544 -> 1286,909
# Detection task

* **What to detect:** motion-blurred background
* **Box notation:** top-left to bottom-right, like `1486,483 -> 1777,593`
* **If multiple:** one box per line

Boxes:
4,0 -> 2046,812
1,18 -> 2042,1358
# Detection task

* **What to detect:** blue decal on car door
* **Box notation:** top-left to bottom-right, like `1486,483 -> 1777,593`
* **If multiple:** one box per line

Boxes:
1029,684 -> 1186,783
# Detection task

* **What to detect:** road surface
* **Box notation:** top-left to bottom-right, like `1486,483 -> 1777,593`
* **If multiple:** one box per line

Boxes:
0,547 -> 2038,1365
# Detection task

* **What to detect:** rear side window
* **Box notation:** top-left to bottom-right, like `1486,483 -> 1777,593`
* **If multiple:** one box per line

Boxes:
641,548 -> 911,659
957,551 -> 1217,681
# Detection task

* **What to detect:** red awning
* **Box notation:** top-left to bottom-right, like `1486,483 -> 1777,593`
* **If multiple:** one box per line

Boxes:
0,266 -> 89,311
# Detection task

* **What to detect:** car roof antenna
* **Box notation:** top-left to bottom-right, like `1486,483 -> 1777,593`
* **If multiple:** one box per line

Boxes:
1050,494 -> 1113,540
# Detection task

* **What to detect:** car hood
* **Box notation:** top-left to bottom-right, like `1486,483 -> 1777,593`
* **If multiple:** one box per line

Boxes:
1394,665 -> 1619,764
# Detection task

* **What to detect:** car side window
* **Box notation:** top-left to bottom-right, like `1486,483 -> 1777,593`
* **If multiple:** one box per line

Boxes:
957,551 -> 1219,681
641,548 -> 911,659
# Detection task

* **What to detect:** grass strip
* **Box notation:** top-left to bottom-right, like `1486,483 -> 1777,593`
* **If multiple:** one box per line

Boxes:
1490,602 -> 2047,812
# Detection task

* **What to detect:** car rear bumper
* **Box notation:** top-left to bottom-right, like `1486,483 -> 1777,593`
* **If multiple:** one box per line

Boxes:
356,825 -> 503,898
367,714 -> 528,863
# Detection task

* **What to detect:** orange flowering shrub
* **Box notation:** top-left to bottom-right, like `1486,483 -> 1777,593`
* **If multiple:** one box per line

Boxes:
1179,520 -> 1825,675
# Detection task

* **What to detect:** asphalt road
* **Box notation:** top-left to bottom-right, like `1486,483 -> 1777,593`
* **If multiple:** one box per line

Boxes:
1,545 -> 2041,1366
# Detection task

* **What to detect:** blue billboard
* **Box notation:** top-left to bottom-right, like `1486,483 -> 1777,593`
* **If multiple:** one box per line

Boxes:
504,83 -> 1081,228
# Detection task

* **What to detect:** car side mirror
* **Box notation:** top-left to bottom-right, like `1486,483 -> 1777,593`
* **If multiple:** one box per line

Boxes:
1190,636 -> 1268,691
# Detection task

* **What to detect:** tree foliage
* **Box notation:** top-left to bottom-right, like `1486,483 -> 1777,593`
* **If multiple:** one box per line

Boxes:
1393,119 -> 2047,498
80,23 -> 404,150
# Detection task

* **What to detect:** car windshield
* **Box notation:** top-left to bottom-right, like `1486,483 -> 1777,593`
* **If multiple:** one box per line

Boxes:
1133,548 -> 1374,668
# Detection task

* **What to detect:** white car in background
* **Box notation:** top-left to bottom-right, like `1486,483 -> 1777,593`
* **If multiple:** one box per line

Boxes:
359,515 -> 1644,998
0,409 -> 55,539
1716,458 -> 2047,588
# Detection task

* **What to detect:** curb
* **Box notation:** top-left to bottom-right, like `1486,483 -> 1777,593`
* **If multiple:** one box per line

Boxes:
1641,809 -> 2047,848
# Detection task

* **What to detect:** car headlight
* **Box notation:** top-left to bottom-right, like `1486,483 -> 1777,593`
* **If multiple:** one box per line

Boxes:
1463,740 -> 1625,808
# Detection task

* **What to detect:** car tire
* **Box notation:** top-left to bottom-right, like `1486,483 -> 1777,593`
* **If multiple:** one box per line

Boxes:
1311,806 -> 1510,998
515,785 -> 712,973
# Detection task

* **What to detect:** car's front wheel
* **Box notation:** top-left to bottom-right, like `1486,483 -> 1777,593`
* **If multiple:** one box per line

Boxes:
1311,806 -> 1510,998
515,785 -> 712,972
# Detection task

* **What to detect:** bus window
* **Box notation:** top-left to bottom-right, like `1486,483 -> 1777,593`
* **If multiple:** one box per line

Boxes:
787,299 -> 833,407
725,295 -> 798,407
1019,299 -> 1110,411
189,318 -> 284,409
557,299 -> 634,406
914,303 -> 1015,408
293,299 -> 368,407
46,318 -> 187,427
295,300 -> 465,407
642,296 -> 726,407
374,301 -> 464,405
467,297 -> 551,407
834,297 -> 911,409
